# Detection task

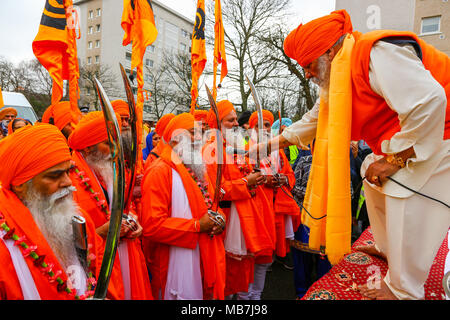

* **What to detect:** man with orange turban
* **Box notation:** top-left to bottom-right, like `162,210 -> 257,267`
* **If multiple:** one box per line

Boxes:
144,113 -> 175,169
0,107 -> 17,136
41,101 -> 80,139
253,10 -> 450,300
68,111 -> 152,300
243,110 -> 300,300
0,124 -> 122,299
140,113 -> 226,300
203,100 -> 275,298
194,109 -> 209,132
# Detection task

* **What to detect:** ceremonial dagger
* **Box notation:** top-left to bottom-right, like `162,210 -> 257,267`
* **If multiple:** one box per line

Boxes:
92,78 -> 126,300
119,63 -> 138,231
245,75 -> 265,170
205,84 -> 226,229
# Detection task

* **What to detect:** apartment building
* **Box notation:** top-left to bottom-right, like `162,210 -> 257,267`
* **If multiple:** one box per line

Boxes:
74,0 -> 195,118
335,0 -> 449,55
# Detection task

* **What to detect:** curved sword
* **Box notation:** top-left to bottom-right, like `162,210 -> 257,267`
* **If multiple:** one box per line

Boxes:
119,63 -> 138,216
245,75 -> 264,169
205,84 -> 223,213
92,78 -> 125,300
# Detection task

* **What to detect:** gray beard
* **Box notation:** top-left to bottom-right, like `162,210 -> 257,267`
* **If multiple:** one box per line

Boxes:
223,126 -> 247,149
23,182 -> 81,271
85,149 -> 114,191
172,134 -> 205,181
312,55 -> 331,102
121,129 -> 132,163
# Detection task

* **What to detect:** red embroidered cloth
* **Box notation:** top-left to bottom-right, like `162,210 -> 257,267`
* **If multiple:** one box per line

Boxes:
302,227 -> 449,300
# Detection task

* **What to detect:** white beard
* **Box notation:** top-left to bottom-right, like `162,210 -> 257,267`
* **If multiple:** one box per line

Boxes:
172,133 -> 206,181
23,182 -> 81,271
311,54 -> 331,102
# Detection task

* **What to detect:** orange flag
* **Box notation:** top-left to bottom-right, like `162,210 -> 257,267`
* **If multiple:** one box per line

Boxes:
0,87 -> 3,109
32,0 -> 81,118
190,0 -> 207,113
213,0 -> 227,100
121,0 -> 158,171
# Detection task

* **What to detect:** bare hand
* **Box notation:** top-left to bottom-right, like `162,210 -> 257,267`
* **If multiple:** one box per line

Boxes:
246,171 -> 265,187
123,213 -> 143,239
365,157 -> 401,187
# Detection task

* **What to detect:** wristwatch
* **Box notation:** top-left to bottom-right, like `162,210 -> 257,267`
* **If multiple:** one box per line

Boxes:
385,153 -> 406,168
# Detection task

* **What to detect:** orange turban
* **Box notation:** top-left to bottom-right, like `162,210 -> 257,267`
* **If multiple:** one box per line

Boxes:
162,113 -> 196,142
0,107 -> 17,120
206,100 -> 236,129
68,111 -> 122,151
283,10 -> 353,67
0,124 -> 71,188
7,118 -> 30,135
111,100 -> 130,117
194,110 -> 208,122
155,113 -> 175,136
42,101 -> 78,130
248,110 -> 274,129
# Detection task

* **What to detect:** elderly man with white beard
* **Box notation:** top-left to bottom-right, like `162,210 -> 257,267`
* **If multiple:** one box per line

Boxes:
0,124 -> 121,300
140,113 -> 226,300
68,111 -> 153,300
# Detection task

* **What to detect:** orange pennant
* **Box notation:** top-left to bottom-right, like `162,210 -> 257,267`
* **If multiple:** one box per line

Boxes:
190,0 -> 207,113
213,0 -> 227,100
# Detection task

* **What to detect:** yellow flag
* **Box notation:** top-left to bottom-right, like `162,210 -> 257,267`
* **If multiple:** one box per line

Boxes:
213,0 -> 227,99
190,0 -> 207,113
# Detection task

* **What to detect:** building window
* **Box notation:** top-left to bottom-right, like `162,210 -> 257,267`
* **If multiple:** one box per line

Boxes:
96,24 -> 101,32
125,52 -> 132,61
145,74 -> 154,82
88,41 -> 93,49
89,10 -> 93,19
146,45 -> 155,53
180,43 -> 186,51
181,29 -> 189,38
421,16 -> 441,34
95,55 -> 100,64
95,40 -> 100,48
96,8 -> 101,17
145,59 -> 154,67
88,26 -> 93,34
87,57 -> 92,65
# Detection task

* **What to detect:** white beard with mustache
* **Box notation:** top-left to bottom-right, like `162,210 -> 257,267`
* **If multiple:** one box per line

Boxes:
172,133 -> 206,181
84,148 -> 114,195
23,181 -> 87,294
311,54 -> 331,102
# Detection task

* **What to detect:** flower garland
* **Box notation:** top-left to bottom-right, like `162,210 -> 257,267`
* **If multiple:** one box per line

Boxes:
71,166 -> 111,220
186,167 -> 213,209
0,213 -> 97,300
233,153 -> 257,196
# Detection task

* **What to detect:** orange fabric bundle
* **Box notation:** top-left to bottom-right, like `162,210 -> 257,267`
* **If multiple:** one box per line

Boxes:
283,9 -> 353,67
111,99 -> 130,117
68,111 -> 121,151
42,101 -> 78,130
248,110 -> 274,129
155,113 -> 176,136
206,100 -> 235,129
162,113 -> 196,143
0,124 -> 71,188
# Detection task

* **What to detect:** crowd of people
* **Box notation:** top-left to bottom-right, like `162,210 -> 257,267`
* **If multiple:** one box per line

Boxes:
0,9 -> 448,301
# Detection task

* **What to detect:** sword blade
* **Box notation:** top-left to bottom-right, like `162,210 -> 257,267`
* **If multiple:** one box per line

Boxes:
245,75 -> 265,167
92,78 -> 126,300
205,84 -> 223,212
119,63 -> 138,213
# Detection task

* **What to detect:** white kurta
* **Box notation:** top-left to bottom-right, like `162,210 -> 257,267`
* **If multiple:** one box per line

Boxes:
282,40 -> 450,299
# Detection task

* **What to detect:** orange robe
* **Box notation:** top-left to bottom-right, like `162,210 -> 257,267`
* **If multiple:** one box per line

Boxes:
140,145 -> 226,300
70,151 -> 152,300
0,187 -> 121,300
204,136 -> 275,295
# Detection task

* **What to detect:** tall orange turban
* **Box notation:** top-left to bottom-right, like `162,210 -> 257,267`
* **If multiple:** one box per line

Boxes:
155,113 -> 175,136
283,9 -> 353,67
42,101 -> 79,131
0,124 -> 71,188
194,110 -> 208,122
248,109 -> 275,129
162,113 -> 196,142
68,111 -> 122,151
206,100 -> 236,129
111,100 -> 130,118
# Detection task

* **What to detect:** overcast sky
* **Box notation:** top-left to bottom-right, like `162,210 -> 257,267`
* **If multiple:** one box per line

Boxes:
0,0 -> 335,65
